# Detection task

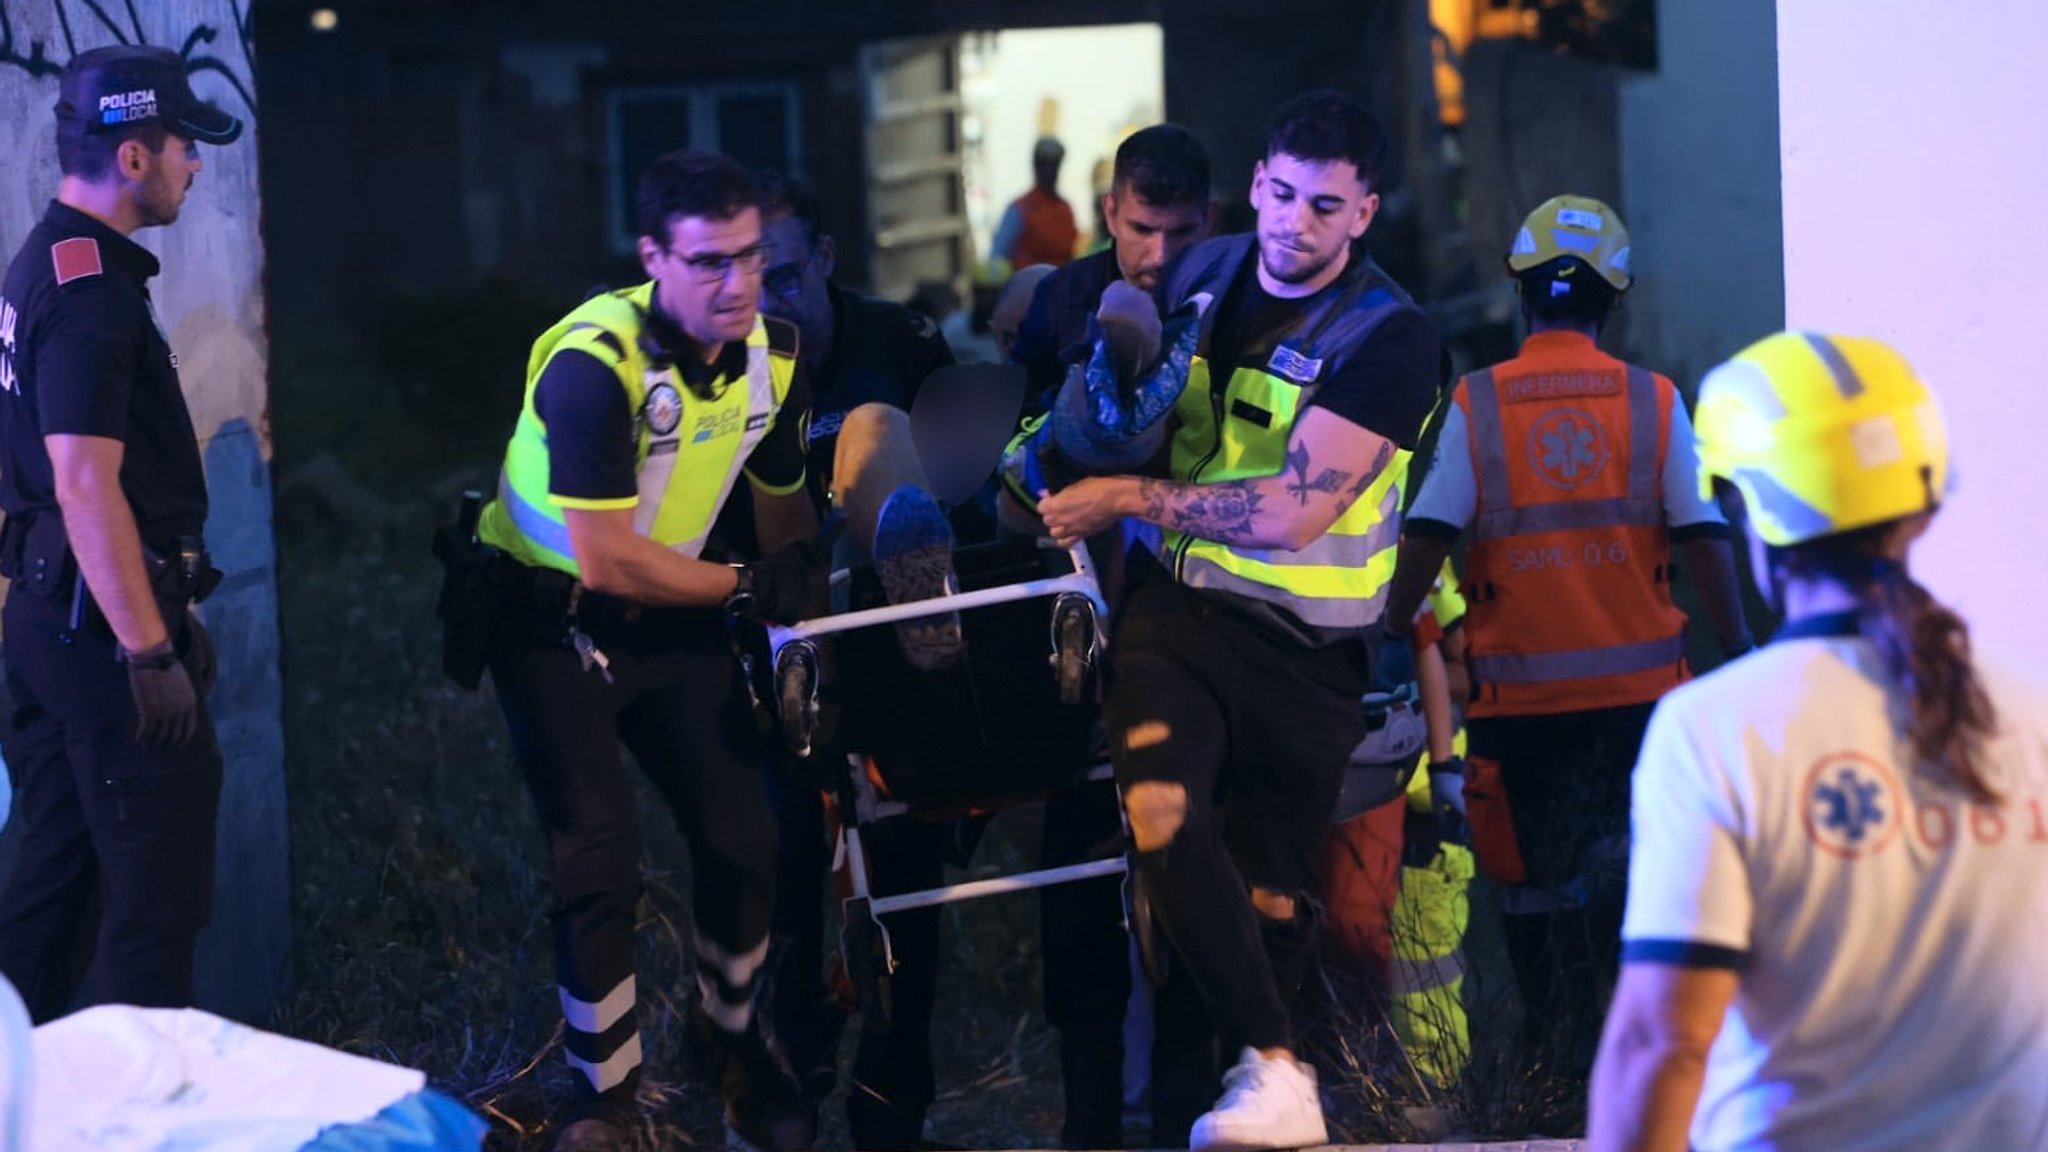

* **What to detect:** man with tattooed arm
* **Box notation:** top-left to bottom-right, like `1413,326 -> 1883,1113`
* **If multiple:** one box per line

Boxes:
1035,89 -> 1442,1151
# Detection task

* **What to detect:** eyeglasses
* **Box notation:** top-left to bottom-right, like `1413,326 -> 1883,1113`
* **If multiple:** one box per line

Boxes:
675,243 -> 769,284
763,248 -> 816,301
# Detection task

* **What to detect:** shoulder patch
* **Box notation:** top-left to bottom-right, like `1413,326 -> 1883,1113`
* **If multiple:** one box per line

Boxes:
763,313 -> 800,358
51,237 -> 103,286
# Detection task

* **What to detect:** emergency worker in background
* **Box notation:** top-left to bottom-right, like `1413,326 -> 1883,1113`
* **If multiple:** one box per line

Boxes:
1381,195 -> 1752,1077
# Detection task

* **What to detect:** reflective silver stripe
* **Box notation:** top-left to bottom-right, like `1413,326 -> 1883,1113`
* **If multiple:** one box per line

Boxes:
1390,949 -> 1466,996
693,928 -> 770,990
696,972 -> 755,1032
559,975 -> 636,1036
1475,496 -> 1662,538
1802,333 -> 1865,398
1470,633 -> 1685,685
1176,482 -> 1403,631
500,470 -> 575,558
1464,369 -> 1514,517
566,1032 -> 644,1094
1625,365 -> 1660,502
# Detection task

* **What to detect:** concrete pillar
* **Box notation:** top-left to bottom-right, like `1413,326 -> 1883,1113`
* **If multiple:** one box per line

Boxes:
1617,0 -> 1783,386
0,0 -> 287,1020
1777,0 -> 2048,665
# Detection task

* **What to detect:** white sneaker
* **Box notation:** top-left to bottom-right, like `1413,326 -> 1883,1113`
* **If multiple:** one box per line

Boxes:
1189,1046 -> 1330,1152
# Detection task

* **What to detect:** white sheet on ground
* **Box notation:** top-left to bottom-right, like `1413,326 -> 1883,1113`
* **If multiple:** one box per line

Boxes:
31,1006 -> 425,1152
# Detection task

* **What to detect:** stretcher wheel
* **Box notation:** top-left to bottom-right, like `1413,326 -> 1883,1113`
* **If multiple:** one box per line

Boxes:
776,641 -> 820,758
1051,593 -> 1097,706
841,897 -> 893,1033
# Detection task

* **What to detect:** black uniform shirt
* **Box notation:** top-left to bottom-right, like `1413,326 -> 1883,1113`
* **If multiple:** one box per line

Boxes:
0,202 -> 208,548
804,282 -> 956,493
1197,250 -> 1443,452
1008,247 -> 1120,412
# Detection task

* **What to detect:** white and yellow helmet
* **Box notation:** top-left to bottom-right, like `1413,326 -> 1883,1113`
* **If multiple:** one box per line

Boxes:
1695,332 -> 1951,547
1507,194 -> 1632,292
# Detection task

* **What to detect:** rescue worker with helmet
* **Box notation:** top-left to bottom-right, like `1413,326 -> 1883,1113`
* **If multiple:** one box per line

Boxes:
1380,195 -> 1753,1078
1591,333 -> 2048,1151
467,150 -> 826,1152
1322,560 -> 1476,1095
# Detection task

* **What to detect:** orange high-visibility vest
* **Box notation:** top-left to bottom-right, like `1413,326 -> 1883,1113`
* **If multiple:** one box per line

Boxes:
1456,331 -> 1689,717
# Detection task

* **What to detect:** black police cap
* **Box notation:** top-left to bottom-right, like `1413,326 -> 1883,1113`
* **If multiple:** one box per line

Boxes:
55,45 -> 242,145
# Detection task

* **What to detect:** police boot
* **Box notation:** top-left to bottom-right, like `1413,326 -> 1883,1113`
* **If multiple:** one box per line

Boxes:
549,1093 -> 641,1152
700,1008 -> 819,1152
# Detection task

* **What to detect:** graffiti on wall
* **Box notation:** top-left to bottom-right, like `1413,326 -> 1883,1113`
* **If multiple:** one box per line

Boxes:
0,0 -> 255,112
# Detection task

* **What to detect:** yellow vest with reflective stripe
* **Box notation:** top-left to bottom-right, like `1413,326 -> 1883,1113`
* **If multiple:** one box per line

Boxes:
1161,235 -> 1424,640
477,282 -> 798,578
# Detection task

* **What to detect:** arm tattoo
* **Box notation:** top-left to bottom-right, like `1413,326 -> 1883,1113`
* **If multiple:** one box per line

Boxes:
1283,442 -> 1354,506
1345,441 -> 1397,499
1138,477 -> 1266,543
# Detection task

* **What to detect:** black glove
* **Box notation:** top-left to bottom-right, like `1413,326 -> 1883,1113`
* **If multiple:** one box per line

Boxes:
184,611 -> 218,698
123,640 -> 200,749
735,536 -> 836,625
1376,621 -> 1418,691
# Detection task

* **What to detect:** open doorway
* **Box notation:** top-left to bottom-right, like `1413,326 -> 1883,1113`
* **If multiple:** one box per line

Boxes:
858,23 -> 1164,312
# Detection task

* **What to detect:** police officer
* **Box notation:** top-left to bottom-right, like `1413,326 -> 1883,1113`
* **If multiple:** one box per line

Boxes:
742,170 -> 971,1150
1036,90 -> 1444,1152
471,150 -> 823,1152
1001,123 -> 1222,1150
0,47 -> 240,1022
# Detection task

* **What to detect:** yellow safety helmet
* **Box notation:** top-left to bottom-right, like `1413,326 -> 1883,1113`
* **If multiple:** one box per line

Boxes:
1695,332 -> 1951,547
1506,194 -> 1632,292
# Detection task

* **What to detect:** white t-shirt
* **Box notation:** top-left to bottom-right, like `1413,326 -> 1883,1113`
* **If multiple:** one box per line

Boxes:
1624,616 -> 2048,1152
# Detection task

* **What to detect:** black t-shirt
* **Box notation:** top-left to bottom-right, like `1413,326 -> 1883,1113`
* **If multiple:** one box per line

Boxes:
1198,251 -> 1442,451
531,313 -> 809,506
1009,247 -> 1120,411
804,283 -> 956,491
0,202 -> 208,550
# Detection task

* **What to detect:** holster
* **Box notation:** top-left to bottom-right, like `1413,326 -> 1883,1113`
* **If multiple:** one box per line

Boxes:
0,512 -> 215,642
432,490 -> 510,689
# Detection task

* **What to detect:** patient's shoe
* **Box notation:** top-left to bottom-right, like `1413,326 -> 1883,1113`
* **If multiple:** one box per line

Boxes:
873,485 -> 965,670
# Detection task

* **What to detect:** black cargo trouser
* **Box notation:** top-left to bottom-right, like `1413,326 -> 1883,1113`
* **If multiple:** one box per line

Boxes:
0,589 -> 222,1022
489,606 -> 778,1100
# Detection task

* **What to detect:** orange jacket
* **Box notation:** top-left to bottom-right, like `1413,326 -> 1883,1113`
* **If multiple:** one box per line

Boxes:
1455,330 -> 1689,717
1005,187 -> 1077,268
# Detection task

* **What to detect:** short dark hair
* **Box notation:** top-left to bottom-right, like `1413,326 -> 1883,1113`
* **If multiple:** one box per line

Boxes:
754,169 -> 824,250
636,149 -> 759,245
1264,88 -> 1391,190
1112,123 -> 1211,209
1516,257 -> 1619,328
57,121 -> 169,181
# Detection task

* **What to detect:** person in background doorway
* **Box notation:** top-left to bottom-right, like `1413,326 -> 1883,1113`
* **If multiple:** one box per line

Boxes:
990,135 -> 1079,271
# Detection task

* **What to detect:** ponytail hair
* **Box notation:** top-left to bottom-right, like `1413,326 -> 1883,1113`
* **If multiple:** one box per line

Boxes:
1775,523 -> 2000,803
